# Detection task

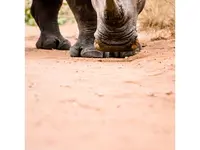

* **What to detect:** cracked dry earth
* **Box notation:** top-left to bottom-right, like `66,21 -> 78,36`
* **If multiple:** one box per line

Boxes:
25,24 -> 175,150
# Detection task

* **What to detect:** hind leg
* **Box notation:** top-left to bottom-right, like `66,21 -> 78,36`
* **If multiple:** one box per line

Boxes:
66,0 -> 109,58
31,0 -> 71,50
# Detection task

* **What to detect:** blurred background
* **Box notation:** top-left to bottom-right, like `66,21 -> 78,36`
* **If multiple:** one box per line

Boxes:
25,0 -> 175,40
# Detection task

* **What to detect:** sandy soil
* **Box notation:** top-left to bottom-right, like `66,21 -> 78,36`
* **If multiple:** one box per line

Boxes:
25,24 -> 175,150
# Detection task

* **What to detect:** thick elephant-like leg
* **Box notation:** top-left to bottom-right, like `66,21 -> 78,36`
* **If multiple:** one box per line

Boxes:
66,0 -> 109,58
31,0 -> 71,50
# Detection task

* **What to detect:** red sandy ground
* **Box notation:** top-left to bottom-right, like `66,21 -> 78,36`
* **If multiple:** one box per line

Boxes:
25,24 -> 175,150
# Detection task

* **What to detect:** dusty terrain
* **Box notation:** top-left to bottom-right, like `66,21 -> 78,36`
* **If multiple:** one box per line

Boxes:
25,24 -> 175,150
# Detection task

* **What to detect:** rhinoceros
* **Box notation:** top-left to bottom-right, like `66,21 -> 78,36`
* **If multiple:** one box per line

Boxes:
30,0 -> 146,58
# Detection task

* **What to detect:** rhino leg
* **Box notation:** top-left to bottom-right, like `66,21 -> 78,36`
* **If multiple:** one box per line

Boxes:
31,0 -> 71,50
110,39 -> 142,58
66,0 -> 109,58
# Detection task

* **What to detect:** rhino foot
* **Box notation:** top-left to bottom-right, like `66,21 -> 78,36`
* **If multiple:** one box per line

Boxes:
36,34 -> 71,50
109,51 -> 134,58
70,41 -> 109,58
109,40 -> 142,58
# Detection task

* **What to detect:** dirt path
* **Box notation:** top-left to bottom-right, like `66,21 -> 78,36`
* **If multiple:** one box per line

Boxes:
25,24 -> 175,150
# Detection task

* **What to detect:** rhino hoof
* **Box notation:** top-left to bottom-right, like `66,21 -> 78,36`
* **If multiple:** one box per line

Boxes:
80,49 -> 104,58
109,51 -> 134,58
109,41 -> 142,58
70,42 -> 109,58
36,35 -> 71,50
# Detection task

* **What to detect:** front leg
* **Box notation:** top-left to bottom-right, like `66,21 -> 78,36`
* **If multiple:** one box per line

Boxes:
67,0 -> 109,58
70,33 -> 109,58
110,39 -> 142,58
31,0 -> 71,50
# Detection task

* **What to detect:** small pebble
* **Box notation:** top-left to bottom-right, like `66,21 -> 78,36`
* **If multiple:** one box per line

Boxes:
166,91 -> 173,95
147,92 -> 156,97
95,92 -> 104,97
60,84 -> 71,88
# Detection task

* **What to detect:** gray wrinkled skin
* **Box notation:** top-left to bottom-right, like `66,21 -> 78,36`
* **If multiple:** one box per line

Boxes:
31,0 -> 146,58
